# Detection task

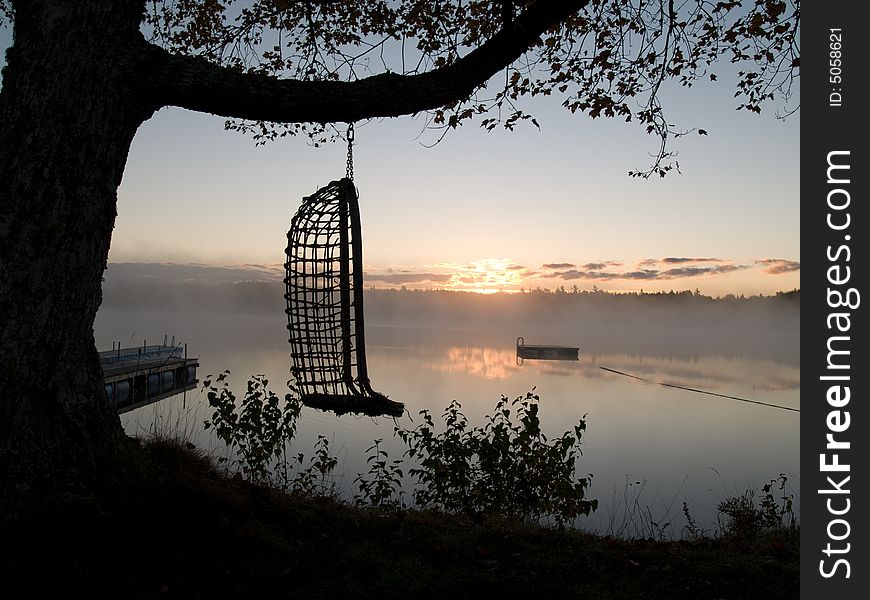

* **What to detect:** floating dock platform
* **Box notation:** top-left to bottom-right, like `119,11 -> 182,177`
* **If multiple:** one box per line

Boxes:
101,339 -> 199,414
516,336 -> 579,362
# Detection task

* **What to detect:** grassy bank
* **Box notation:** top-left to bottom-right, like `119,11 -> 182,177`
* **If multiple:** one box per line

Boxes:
1,438 -> 798,599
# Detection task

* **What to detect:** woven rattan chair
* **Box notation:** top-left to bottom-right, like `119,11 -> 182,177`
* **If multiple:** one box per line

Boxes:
284,178 -> 403,417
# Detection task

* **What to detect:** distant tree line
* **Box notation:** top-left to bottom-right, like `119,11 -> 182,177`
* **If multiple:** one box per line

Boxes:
103,281 -> 800,321
100,280 -> 799,314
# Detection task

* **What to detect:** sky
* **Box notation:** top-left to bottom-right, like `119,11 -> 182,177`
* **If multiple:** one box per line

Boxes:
0,16 -> 800,297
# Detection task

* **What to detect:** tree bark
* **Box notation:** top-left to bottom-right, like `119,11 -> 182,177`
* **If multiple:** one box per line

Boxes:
0,1 -> 155,502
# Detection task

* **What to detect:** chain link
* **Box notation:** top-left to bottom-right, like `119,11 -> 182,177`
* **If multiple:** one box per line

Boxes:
346,122 -> 355,181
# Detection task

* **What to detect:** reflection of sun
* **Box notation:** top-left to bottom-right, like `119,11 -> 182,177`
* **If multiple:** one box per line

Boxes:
432,347 -> 520,379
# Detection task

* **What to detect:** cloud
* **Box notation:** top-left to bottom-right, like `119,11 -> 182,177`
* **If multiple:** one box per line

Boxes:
581,261 -> 622,270
238,262 -> 284,273
105,262 -> 283,285
660,257 -> 725,264
659,264 -> 746,278
756,259 -> 801,275
540,269 -> 655,281
540,263 -> 748,281
542,263 -> 576,269
621,270 -> 666,280
363,272 -> 453,285
640,257 -> 726,267
458,275 -> 482,284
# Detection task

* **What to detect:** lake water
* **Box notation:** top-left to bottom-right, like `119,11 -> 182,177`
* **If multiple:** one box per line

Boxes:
94,308 -> 800,536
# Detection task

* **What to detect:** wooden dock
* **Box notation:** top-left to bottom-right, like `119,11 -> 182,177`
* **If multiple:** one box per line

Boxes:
516,337 -> 579,363
101,340 -> 199,414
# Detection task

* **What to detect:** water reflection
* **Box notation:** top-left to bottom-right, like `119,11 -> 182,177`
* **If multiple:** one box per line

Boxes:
401,342 -> 799,398
431,347 -> 519,380
95,310 -> 800,532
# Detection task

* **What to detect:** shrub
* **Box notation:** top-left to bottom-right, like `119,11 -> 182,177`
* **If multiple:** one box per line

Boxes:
353,439 -> 405,509
201,376 -> 597,525
203,371 -> 302,486
395,390 -> 597,524
290,435 -> 340,497
717,474 -> 796,539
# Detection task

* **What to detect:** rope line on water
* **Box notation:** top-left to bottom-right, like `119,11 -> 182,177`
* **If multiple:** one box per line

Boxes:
598,366 -> 800,413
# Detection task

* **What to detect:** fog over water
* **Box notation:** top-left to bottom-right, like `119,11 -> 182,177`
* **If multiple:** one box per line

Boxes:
95,264 -> 799,534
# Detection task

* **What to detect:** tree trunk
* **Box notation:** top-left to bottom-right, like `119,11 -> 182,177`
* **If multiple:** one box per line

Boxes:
0,1 -> 153,502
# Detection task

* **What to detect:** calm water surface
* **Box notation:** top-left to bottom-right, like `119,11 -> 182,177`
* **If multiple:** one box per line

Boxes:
95,309 -> 800,533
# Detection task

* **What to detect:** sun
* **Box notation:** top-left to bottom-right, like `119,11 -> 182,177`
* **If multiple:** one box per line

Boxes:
444,258 -> 525,294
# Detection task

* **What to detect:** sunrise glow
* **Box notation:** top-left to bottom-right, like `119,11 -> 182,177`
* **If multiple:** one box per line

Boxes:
360,255 -> 800,296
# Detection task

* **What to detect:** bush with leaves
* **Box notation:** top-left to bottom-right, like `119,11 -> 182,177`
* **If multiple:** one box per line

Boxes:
203,371 -> 302,486
717,473 -> 797,539
290,435 -> 340,497
354,439 -> 405,510
396,390 -> 597,525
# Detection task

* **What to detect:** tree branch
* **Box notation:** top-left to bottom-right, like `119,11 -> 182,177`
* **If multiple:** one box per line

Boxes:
0,0 -> 13,26
152,0 -> 590,124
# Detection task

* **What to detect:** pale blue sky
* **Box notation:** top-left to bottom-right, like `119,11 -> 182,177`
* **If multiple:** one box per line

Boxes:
1,22 -> 799,295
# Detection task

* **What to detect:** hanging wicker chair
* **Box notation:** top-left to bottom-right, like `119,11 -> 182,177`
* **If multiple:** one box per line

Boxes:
284,178 -> 403,417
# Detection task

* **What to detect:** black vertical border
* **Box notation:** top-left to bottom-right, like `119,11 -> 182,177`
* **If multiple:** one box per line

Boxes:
801,1 -> 867,597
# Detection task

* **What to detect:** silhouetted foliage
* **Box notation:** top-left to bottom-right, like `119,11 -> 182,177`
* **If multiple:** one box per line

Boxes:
354,439 -> 406,510
201,373 -> 596,524
203,371 -> 301,484
134,0 -> 799,176
100,272 -> 800,315
396,391 -> 597,524
289,434 -> 340,497
717,473 -> 797,540
203,373 -> 342,493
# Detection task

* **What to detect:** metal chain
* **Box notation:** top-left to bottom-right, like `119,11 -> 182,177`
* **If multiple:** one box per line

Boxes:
346,122 -> 355,181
